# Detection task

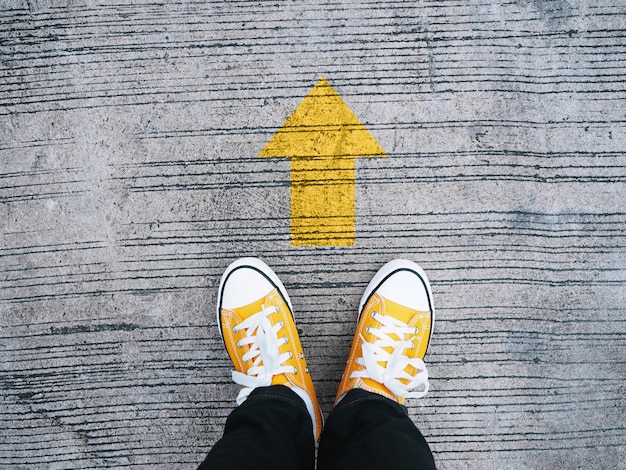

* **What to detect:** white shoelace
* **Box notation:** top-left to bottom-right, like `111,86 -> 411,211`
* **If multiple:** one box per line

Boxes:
351,311 -> 429,399
231,305 -> 295,405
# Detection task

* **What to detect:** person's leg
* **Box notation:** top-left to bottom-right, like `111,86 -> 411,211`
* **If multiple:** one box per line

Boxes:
318,388 -> 435,470
198,385 -> 314,470
319,259 -> 437,469
198,257 -> 322,469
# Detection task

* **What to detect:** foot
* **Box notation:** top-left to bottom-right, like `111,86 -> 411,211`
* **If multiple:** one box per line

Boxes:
217,257 -> 323,441
335,259 -> 435,405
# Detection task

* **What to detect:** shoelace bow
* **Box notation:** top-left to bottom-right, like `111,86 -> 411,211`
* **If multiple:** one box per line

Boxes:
351,311 -> 429,399
231,305 -> 294,405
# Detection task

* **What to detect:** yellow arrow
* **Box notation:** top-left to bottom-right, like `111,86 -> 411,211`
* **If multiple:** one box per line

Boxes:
259,78 -> 387,246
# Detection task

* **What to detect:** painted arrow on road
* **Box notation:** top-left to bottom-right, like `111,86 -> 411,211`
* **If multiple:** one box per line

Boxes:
259,78 -> 387,246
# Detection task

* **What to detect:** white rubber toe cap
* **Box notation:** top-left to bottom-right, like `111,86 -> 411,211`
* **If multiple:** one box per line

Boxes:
359,259 -> 434,315
220,264 -> 274,310
217,258 -> 294,337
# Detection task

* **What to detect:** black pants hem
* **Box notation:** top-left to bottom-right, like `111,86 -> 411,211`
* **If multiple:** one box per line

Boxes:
199,385 -> 436,470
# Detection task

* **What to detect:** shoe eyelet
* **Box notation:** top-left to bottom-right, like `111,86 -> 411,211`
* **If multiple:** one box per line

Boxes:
278,321 -> 285,329
292,367 -> 298,374
300,352 -> 304,359
237,340 -> 242,348
282,336 -> 289,344
288,351 -> 293,359
232,326 -> 239,333
366,326 -> 371,334
371,311 -> 377,319
305,367 -> 309,373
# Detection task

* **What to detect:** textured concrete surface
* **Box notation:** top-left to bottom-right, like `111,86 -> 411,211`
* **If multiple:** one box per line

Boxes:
1,1 -> 625,468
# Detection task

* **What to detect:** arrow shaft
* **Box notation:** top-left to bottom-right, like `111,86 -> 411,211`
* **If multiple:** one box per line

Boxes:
290,157 -> 356,246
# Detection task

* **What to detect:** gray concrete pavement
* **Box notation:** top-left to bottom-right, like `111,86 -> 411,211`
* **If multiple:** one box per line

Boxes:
1,1 -> 625,468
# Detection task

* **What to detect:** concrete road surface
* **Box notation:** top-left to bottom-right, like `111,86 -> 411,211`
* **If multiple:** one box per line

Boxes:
1,1 -> 625,468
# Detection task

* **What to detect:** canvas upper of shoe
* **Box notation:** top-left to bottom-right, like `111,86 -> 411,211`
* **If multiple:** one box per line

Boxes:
217,258 -> 323,441
336,260 -> 434,405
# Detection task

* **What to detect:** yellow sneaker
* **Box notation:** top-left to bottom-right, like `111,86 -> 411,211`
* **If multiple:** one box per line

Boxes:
335,259 -> 435,405
217,257 -> 323,441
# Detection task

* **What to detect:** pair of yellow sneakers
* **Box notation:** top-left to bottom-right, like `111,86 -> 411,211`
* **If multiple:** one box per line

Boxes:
217,258 -> 435,442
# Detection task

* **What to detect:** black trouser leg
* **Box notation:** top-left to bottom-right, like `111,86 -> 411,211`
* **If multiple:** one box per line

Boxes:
318,389 -> 436,470
198,385 -> 315,470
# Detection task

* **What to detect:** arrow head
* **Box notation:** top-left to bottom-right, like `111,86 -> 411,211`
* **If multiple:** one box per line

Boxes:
259,78 -> 387,159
